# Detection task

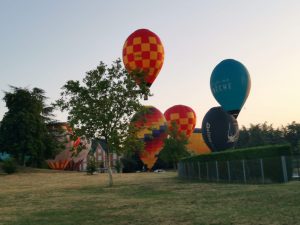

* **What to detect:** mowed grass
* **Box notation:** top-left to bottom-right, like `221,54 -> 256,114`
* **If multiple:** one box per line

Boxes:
0,169 -> 300,225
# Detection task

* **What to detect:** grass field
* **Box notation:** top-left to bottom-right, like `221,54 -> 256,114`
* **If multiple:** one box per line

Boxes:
0,169 -> 300,225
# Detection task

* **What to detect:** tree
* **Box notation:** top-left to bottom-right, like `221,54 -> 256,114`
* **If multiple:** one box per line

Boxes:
236,122 -> 286,148
55,59 -> 149,186
159,122 -> 190,169
0,86 -> 58,167
283,121 -> 300,154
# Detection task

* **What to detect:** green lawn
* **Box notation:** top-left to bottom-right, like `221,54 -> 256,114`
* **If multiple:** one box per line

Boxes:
0,170 -> 300,225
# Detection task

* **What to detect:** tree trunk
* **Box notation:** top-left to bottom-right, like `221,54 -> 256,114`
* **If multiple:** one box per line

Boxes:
107,166 -> 113,187
106,150 -> 113,187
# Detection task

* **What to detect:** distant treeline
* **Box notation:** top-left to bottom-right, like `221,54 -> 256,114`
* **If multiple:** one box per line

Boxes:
235,122 -> 300,151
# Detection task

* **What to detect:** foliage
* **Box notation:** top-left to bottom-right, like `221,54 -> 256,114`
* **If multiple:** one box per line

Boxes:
182,145 -> 292,163
236,122 -> 286,148
181,145 -> 293,183
86,154 -> 97,175
114,160 -> 122,173
55,59 -> 149,185
0,86 -> 59,167
283,121 -> 300,154
121,152 -> 143,173
1,158 -> 17,174
159,122 -> 190,169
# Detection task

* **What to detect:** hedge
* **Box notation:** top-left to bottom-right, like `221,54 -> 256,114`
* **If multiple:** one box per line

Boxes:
179,145 -> 293,183
181,145 -> 292,163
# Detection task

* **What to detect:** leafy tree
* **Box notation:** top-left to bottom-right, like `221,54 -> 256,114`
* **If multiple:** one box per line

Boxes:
55,59 -> 149,186
159,122 -> 190,169
236,122 -> 286,148
0,86 -> 58,167
283,121 -> 300,154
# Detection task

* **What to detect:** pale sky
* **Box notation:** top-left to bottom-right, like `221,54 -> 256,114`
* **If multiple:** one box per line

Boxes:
0,0 -> 299,128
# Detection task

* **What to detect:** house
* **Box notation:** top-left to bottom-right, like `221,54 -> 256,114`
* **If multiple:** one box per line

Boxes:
46,122 -> 121,172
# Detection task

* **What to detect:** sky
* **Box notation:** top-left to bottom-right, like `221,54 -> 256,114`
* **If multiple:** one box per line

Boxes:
0,0 -> 299,129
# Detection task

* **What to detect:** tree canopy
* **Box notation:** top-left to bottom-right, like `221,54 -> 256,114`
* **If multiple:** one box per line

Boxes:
159,122 -> 190,169
55,59 -> 149,185
0,86 -> 58,167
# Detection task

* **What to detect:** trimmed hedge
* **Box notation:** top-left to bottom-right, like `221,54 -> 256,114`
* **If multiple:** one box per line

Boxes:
179,145 -> 293,183
181,145 -> 292,163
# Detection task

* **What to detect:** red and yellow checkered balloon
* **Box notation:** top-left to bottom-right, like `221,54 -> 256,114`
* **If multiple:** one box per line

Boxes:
122,29 -> 164,87
164,105 -> 196,138
133,106 -> 167,170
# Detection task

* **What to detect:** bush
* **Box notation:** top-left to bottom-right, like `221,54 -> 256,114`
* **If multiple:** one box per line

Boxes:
181,145 -> 292,163
180,145 -> 293,183
1,158 -> 17,174
86,155 -> 97,175
115,160 -> 122,173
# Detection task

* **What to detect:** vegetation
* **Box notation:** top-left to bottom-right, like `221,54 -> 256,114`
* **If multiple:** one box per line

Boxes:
1,171 -> 300,225
159,122 -> 190,169
55,59 -> 149,186
1,158 -> 17,174
0,86 -> 58,167
236,122 -> 300,151
86,154 -> 97,175
181,145 -> 293,183
182,145 -> 292,163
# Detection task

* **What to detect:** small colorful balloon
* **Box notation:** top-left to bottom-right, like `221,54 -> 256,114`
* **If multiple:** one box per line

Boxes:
132,106 -> 167,170
164,105 -> 196,138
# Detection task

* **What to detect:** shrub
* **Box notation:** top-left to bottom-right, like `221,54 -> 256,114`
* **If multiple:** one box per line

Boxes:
2,158 -> 17,174
180,145 -> 293,183
115,160 -> 122,173
86,155 -> 97,175
181,145 -> 292,163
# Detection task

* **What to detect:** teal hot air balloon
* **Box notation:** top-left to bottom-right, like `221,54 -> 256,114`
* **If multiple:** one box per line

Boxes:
210,59 -> 251,118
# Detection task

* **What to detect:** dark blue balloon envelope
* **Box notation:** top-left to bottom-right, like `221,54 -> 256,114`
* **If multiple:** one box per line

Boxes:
201,107 -> 239,152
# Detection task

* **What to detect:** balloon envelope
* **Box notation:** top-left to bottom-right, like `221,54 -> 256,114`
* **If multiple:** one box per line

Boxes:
164,105 -> 196,138
202,107 -> 239,152
133,106 -> 167,169
186,128 -> 211,155
210,59 -> 251,117
122,29 -> 164,87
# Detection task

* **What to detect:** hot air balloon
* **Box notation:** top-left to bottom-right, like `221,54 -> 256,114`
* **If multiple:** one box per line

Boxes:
186,128 -> 211,155
164,105 -> 196,139
210,59 -> 251,118
133,106 -> 167,170
122,29 -> 164,88
201,107 -> 239,152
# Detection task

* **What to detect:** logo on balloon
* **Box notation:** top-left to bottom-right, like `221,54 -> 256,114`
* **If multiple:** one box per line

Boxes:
227,123 -> 239,143
202,107 -> 239,152
210,59 -> 251,118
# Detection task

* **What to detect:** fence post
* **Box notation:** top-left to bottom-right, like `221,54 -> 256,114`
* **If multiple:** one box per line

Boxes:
227,161 -> 231,182
242,160 -> 246,184
297,156 -> 300,181
198,162 -> 201,180
216,161 -> 219,182
260,158 -> 265,184
281,156 -> 288,183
